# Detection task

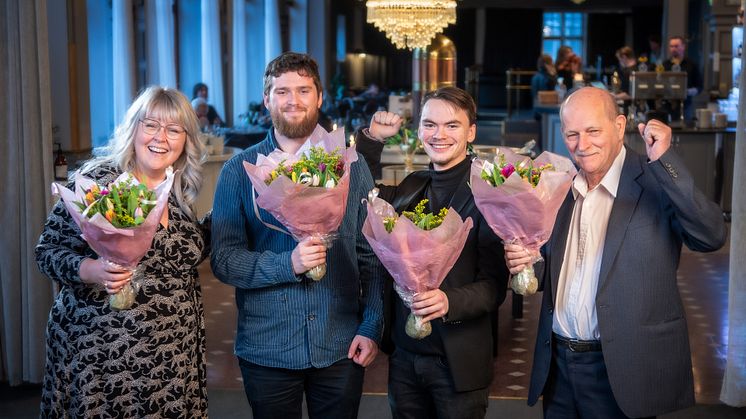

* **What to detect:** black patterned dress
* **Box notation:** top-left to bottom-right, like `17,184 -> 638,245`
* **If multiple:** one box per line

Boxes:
35,167 -> 210,418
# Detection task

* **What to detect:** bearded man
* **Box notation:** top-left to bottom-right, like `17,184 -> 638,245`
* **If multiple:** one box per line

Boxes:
210,52 -> 385,419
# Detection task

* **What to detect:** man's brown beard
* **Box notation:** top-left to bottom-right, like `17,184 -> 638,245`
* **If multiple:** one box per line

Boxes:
271,106 -> 319,139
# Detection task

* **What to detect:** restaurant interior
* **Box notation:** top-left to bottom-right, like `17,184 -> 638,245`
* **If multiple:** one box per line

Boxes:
1,0 -> 745,417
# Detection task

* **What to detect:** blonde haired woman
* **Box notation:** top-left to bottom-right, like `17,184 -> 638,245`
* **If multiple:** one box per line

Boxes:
36,86 -> 210,417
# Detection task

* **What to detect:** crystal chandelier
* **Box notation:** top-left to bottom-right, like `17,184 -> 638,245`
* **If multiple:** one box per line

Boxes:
366,1 -> 457,50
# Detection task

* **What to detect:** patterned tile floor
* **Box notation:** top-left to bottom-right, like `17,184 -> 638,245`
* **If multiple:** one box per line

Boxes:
201,234 -> 731,403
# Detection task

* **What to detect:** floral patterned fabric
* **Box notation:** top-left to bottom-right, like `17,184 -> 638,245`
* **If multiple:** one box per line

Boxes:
35,166 -> 210,418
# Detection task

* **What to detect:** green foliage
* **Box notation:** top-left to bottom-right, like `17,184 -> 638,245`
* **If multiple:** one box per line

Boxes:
383,199 -> 448,233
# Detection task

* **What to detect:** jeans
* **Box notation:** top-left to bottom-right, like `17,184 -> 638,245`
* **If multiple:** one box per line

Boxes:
388,348 -> 489,419
238,357 -> 364,419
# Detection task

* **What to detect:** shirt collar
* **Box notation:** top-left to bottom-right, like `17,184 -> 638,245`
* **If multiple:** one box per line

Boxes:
572,146 -> 626,199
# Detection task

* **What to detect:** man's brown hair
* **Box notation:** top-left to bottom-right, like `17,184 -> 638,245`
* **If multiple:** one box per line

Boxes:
263,52 -> 322,96
421,86 -> 477,126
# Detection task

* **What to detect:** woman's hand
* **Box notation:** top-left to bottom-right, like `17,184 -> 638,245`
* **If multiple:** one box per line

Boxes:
79,258 -> 132,295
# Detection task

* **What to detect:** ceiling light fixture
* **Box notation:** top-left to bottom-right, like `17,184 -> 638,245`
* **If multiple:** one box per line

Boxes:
365,0 -> 457,50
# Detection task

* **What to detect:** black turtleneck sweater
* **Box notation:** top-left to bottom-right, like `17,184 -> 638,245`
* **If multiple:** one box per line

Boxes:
392,156 -> 472,356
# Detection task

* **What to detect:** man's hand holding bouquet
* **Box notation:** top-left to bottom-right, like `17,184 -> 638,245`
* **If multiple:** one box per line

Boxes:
362,189 -> 473,339
243,126 -> 357,280
470,148 -> 576,295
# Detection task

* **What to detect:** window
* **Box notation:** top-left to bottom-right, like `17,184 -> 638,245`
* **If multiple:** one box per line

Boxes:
542,12 -> 586,64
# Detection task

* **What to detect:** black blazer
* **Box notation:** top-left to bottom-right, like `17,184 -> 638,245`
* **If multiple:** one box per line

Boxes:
528,147 -> 727,417
357,133 -> 509,392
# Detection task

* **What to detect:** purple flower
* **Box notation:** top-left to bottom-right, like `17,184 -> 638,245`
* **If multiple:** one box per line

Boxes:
318,162 -> 327,172
100,189 -> 110,195
501,163 -> 515,178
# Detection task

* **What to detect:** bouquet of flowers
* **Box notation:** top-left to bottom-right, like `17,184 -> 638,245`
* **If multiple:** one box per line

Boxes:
470,148 -> 576,295
362,189 -> 473,339
74,177 -> 157,227
52,168 -> 174,310
265,145 -> 345,189
243,126 -> 357,281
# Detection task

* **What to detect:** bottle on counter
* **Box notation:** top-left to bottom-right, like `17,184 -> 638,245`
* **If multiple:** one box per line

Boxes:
54,142 -> 68,181
556,78 -> 567,101
611,71 -> 621,94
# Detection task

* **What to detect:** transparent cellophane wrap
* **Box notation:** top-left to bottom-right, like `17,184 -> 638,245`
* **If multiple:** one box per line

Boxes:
243,126 -> 357,281
52,169 -> 175,310
362,188 -> 473,339
470,148 -> 576,295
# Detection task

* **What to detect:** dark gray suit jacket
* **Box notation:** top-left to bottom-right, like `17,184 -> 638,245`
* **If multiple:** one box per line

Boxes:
528,146 -> 727,418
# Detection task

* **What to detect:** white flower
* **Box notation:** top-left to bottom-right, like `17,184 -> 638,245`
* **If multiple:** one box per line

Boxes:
483,161 -> 495,176
298,172 -> 313,185
312,173 -> 320,186
325,178 -> 336,188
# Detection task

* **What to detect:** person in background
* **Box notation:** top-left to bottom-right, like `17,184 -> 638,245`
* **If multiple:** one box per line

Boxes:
192,82 -> 223,126
555,46 -> 582,90
646,34 -> 663,66
210,52 -> 385,419
35,86 -> 210,417
663,36 -> 701,120
612,46 -> 638,101
505,87 -> 726,419
192,97 -> 210,131
531,54 -> 558,117
355,86 -> 509,419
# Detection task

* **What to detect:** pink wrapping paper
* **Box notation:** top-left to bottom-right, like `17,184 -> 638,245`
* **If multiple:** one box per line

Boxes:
243,126 -> 358,239
362,191 -> 473,294
469,148 -> 576,251
52,169 -> 175,269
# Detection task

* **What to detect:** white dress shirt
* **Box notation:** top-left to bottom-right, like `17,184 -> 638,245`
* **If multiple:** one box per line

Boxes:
553,147 -> 626,341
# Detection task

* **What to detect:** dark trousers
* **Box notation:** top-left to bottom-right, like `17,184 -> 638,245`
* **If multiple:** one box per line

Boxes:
238,357 -> 364,419
543,340 -> 655,419
388,348 -> 489,419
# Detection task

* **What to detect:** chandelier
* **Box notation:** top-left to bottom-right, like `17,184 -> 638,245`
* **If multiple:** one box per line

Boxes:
366,1 -> 457,50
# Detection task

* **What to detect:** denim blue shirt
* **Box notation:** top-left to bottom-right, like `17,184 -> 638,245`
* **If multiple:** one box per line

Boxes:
210,128 -> 385,369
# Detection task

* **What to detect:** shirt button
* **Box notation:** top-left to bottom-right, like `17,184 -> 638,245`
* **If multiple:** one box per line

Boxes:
308,314 -> 316,321
548,307 -> 554,314
545,339 -> 551,346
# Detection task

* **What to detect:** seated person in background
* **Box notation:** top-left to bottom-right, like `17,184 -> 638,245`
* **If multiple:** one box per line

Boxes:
531,54 -> 557,106
613,46 -> 638,101
555,46 -> 582,90
192,82 -> 223,126
192,97 -> 210,131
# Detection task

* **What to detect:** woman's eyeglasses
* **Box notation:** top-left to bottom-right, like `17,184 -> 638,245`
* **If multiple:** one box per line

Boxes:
140,118 -> 186,140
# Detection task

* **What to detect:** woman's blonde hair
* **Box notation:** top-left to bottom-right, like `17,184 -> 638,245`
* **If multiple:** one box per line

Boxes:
79,86 -> 205,220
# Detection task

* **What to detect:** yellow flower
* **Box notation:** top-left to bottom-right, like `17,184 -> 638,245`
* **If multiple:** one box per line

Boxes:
104,208 -> 115,222
291,172 -> 297,183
